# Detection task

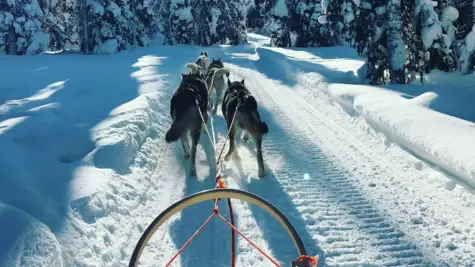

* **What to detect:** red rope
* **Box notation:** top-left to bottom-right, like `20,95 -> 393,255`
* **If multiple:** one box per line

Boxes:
165,211 -> 217,266
295,255 -> 319,267
216,213 -> 280,267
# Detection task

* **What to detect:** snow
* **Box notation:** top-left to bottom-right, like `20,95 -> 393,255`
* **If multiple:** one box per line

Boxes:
178,7 -> 193,21
26,31 -> 50,55
321,0 -> 329,13
271,0 -> 288,17
94,39 -> 119,55
422,22 -> 442,49
375,6 -> 386,15
328,83 -> 475,188
317,15 -> 327,24
0,203 -> 63,267
107,2 -> 122,18
1,33 -> 475,267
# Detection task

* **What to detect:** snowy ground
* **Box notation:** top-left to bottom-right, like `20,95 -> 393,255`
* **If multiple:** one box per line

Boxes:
1,33 -> 475,267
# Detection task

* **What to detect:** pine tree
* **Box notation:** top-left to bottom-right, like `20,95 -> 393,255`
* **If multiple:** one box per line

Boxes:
227,0 -> 248,44
387,0 -> 406,83
365,0 -> 389,84
0,0 -> 52,55
168,0 -> 195,44
324,0 -> 344,44
269,0 -> 292,47
354,0 -> 374,56
401,0 -> 422,83
341,0 -> 358,46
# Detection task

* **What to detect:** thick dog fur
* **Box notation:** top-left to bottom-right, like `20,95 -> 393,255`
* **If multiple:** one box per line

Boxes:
206,58 -> 230,113
221,78 -> 269,177
185,62 -> 205,79
196,52 -> 210,73
165,70 -> 208,176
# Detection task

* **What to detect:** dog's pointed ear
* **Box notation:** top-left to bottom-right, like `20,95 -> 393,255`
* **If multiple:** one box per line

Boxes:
241,79 -> 244,85
205,52 -> 208,57
228,79 -> 231,86
200,52 -> 203,55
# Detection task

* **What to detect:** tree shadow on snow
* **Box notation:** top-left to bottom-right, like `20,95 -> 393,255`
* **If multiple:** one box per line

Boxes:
0,49 -> 175,262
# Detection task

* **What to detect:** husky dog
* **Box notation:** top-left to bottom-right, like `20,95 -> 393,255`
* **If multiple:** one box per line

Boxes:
196,52 -> 210,73
185,62 -> 205,78
221,78 -> 269,177
206,58 -> 230,113
165,71 -> 209,176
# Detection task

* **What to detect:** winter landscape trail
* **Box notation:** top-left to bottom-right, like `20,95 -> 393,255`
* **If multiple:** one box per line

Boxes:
1,33 -> 475,267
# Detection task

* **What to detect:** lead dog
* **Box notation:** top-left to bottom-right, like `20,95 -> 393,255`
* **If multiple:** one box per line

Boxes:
205,58 -> 230,113
196,52 -> 210,73
165,70 -> 208,176
221,78 -> 269,177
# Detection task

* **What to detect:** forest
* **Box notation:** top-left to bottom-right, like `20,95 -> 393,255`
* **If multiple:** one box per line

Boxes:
1,0 -> 474,84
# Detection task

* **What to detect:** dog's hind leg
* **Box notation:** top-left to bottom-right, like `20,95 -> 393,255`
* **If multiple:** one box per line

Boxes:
242,130 -> 249,141
254,135 -> 265,177
181,132 -> 190,158
224,121 -> 240,161
189,121 -> 201,177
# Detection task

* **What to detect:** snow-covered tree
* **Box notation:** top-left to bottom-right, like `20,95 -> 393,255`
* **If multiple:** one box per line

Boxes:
365,0 -> 389,84
324,0 -> 344,44
227,0 -> 248,44
292,0 -> 332,47
341,0 -> 358,46
386,0 -> 406,83
354,0 -> 374,55
168,0 -> 195,44
0,0 -> 51,55
294,0 -> 316,46
457,24 -> 475,73
269,0 -> 291,46
401,0 -> 423,83
191,0 -> 218,45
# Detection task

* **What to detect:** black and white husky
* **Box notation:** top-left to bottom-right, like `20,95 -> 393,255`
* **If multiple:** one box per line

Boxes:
196,52 -> 210,73
205,58 -> 230,113
222,78 -> 269,177
165,70 -> 209,177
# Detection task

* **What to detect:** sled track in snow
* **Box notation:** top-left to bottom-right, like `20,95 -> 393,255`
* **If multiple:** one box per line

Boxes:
223,64 -> 439,266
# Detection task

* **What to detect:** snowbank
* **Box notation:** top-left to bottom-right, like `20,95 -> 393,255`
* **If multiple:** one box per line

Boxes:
328,83 -> 475,188
0,203 -> 63,267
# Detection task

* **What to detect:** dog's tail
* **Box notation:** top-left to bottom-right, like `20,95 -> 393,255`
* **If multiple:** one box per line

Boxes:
213,68 -> 230,78
260,122 -> 269,134
165,116 -> 188,143
185,62 -> 200,74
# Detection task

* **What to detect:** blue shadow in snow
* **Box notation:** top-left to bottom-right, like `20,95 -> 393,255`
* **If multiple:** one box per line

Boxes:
0,49 -> 171,262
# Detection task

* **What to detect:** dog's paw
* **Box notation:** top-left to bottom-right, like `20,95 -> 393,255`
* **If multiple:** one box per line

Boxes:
233,153 -> 241,161
183,150 -> 190,158
258,168 -> 265,178
189,167 -> 197,177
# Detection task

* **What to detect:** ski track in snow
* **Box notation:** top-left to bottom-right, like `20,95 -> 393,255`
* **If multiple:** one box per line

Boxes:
2,34 -> 475,267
